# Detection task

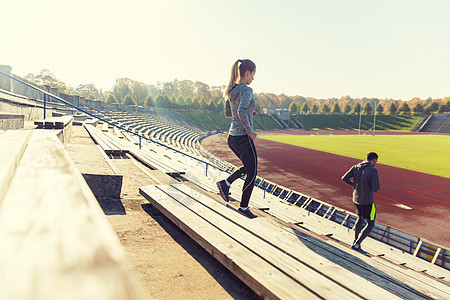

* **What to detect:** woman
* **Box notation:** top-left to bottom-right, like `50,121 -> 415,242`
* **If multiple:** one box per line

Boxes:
217,59 -> 258,219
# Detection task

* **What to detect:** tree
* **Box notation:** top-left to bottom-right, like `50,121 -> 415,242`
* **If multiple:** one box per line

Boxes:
331,103 -> 340,113
194,81 -> 212,102
24,69 -> 69,93
106,94 -> 118,104
161,81 -> 178,99
321,103 -> 330,114
289,102 -> 298,113
438,100 -> 450,113
145,95 -> 154,107
440,100 -> 450,113
113,78 -> 133,103
352,103 -> 361,115
311,103 -> 319,113
76,83 -> 100,99
131,81 -> 148,105
388,102 -> 397,115
155,95 -> 171,108
343,103 -> 352,114
398,102 -> 411,115
216,100 -> 225,113
207,100 -> 217,111
376,104 -> 384,115
192,97 -> 200,110
412,103 -> 424,115
362,102 -> 372,115
176,96 -> 185,108
199,99 -> 207,109
300,102 -> 309,113
122,93 -> 136,106
281,96 -> 293,109
255,102 -> 262,114
424,102 -> 439,114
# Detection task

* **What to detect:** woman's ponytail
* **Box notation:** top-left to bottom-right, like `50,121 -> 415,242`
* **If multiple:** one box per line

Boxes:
223,59 -> 256,118
224,59 -> 240,97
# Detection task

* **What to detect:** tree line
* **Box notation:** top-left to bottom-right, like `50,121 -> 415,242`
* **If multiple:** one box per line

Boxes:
24,69 -> 450,115
288,98 -> 450,115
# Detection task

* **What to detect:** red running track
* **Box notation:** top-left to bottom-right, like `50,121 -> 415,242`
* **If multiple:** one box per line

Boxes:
203,133 -> 450,248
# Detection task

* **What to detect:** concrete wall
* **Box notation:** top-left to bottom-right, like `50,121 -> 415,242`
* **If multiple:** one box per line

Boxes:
0,99 -> 45,121
0,112 -> 24,130
0,65 -> 12,92
11,74 -> 45,100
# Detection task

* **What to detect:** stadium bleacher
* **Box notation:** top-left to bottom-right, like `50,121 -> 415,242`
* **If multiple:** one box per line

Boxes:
419,114 -> 450,133
0,127 -> 143,299
1,71 -> 449,299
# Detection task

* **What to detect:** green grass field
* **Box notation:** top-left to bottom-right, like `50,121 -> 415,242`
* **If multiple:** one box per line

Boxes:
259,134 -> 450,178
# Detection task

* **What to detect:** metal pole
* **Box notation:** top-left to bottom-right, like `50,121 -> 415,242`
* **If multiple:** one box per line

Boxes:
139,136 -> 142,149
358,100 -> 362,135
44,94 -> 47,119
373,100 -> 376,136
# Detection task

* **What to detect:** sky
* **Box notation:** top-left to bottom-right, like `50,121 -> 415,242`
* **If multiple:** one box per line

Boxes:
2,0 -> 450,100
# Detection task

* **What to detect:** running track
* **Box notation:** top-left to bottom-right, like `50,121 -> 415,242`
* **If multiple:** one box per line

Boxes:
203,132 -> 450,248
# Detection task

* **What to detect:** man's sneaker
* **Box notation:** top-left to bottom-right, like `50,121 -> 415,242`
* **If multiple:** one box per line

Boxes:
351,244 -> 367,255
216,180 -> 230,202
238,208 -> 258,219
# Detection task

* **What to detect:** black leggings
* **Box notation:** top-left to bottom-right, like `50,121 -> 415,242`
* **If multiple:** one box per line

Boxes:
226,135 -> 258,208
354,218 -> 375,245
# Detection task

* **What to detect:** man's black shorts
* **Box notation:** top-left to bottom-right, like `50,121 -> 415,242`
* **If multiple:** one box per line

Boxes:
354,203 -> 376,221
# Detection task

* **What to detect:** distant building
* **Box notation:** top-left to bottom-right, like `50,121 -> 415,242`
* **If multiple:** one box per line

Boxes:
263,108 -> 291,120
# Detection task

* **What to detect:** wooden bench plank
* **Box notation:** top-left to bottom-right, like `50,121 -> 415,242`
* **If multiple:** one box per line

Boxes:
116,136 -> 185,175
84,124 -> 121,155
171,184 -> 417,299
0,130 -> 32,203
140,185 -> 321,300
141,184 -> 402,300
113,126 -> 124,139
34,119 -> 45,128
0,130 -> 143,300
53,115 -> 73,129
322,237 -> 450,299
35,116 -> 73,130
102,122 -> 109,132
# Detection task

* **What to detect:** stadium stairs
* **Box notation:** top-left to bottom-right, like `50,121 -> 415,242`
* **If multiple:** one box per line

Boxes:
419,113 -> 450,133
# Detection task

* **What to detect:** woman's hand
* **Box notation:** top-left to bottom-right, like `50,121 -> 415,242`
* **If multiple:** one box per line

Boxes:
253,111 -> 258,117
249,132 -> 257,140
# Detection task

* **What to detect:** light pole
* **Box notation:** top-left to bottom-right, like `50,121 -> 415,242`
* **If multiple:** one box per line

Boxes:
373,99 -> 377,135
358,100 -> 362,135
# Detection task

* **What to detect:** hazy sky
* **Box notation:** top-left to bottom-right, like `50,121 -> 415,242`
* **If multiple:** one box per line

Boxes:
2,0 -> 450,100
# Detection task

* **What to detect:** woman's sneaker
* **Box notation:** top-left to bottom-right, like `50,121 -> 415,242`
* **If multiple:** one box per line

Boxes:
351,244 -> 367,255
238,208 -> 258,219
216,180 -> 230,202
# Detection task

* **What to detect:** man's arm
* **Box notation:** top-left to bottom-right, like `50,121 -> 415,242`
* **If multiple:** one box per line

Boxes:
341,167 -> 354,186
371,169 -> 380,192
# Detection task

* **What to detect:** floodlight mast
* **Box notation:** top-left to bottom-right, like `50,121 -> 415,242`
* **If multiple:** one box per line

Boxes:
373,99 -> 377,136
358,100 -> 362,135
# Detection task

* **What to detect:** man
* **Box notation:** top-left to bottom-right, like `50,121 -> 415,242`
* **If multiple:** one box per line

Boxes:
341,152 -> 380,254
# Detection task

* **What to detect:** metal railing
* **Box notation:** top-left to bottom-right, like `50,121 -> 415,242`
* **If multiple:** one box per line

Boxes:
254,177 -> 450,271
